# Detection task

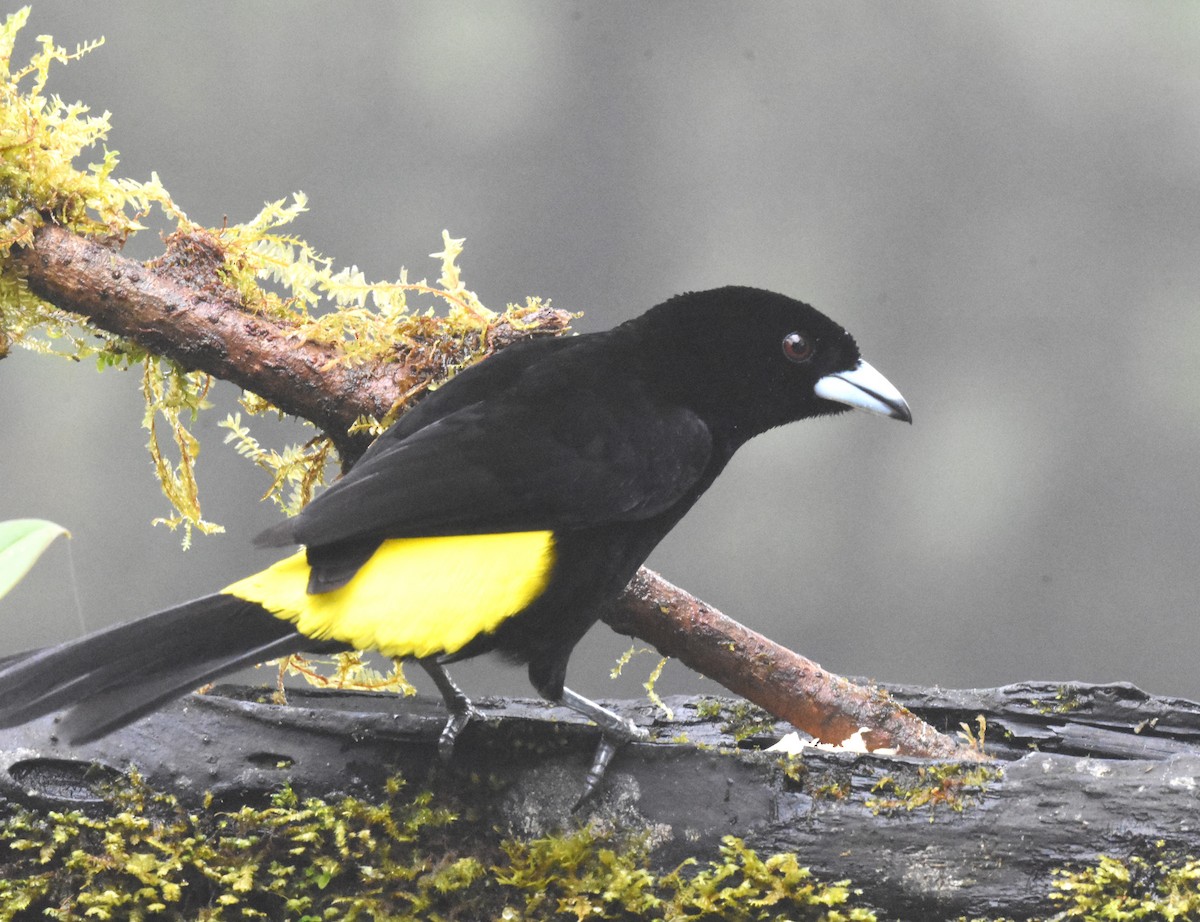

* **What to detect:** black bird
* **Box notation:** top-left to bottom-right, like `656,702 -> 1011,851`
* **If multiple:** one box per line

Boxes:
0,286 -> 910,798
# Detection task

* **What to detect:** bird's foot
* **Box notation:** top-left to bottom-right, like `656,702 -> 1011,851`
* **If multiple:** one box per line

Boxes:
418,657 -> 478,762
574,734 -> 619,809
436,702 -> 480,762
558,686 -> 649,808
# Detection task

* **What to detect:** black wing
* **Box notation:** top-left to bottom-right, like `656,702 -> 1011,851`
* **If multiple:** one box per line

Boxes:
283,392 -> 712,547
258,334 -> 713,549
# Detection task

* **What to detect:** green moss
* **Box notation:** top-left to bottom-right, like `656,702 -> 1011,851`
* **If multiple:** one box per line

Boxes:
9,770 -> 1195,921
500,831 -> 878,921
610,646 -> 674,720
0,772 -> 880,921
1048,852 -> 1200,920
693,698 -> 777,744
0,8 -> 162,256
778,755 -> 807,786
0,772 -> 482,921
865,763 -> 1001,818
956,714 -> 989,755
1031,686 -> 1084,717
812,779 -> 851,801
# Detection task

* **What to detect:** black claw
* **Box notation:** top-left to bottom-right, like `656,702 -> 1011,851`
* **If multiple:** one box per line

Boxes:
573,734 -> 620,811
554,684 -> 650,805
437,705 -> 478,761
419,657 -> 476,761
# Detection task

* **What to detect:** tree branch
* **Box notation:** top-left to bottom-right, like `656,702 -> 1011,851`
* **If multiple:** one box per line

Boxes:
12,223 -> 571,462
11,221 -> 973,759
603,568 -> 975,759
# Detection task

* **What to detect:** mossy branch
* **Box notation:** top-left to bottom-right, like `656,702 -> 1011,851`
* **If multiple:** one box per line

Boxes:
11,223 -> 569,466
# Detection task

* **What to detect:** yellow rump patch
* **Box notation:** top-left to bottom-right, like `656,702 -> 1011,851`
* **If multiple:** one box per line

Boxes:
221,531 -> 556,659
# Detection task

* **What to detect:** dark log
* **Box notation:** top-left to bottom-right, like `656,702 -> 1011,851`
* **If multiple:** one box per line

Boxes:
2,679 -> 1198,920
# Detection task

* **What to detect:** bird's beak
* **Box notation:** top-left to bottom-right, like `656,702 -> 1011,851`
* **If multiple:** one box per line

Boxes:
814,359 -> 912,423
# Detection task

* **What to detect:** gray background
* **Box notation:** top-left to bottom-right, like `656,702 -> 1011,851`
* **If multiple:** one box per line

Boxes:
4,3 -> 1198,705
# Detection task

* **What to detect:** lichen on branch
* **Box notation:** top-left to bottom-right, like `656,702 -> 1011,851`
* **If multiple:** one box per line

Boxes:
0,7 -> 572,544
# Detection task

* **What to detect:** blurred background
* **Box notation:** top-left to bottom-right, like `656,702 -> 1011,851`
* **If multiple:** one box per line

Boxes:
4,2 -> 1199,707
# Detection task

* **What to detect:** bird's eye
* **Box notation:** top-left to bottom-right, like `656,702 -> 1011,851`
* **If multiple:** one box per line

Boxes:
781,332 -> 814,363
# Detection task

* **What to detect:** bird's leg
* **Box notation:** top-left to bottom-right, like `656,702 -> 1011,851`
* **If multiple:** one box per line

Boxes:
559,687 -> 646,740
557,686 -> 649,807
417,657 -> 478,761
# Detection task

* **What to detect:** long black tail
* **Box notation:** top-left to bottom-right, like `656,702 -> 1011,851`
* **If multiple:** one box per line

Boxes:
0,594 -> 326,744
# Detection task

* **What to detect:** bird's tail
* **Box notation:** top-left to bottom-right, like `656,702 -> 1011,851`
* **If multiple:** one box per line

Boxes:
0,593 -> 321,744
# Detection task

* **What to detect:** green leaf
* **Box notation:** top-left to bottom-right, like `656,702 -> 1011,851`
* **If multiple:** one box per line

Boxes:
0,518 -> 70,600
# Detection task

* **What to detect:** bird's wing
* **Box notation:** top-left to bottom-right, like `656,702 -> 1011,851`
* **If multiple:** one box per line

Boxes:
275,389 -> 714,549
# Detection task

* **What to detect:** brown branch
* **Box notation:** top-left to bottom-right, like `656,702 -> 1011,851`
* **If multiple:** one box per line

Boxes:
603,568 -> 976,759
10,222 -> 974,759
17,224 -> 383,460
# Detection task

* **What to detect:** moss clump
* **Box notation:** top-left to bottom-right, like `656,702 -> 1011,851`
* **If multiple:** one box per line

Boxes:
1049,853 -> 1200,920
0,8 -> 568,545
1031,686 -> 1084,717
812,779 -> 852,801
0,773 -> 482,921
693,698 -> 778,744
865,762 -> 1001,818
0,771 -> 880,921
500,831 -> 877,921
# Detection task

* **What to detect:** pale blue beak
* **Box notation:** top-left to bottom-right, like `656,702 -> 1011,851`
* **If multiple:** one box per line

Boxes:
814,359 -> 912,423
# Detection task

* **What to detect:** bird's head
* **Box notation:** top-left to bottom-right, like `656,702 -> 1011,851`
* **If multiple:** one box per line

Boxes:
631,286 -> 911,445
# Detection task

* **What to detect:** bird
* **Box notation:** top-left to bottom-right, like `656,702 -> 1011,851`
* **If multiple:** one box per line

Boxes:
0,286 -> 910,800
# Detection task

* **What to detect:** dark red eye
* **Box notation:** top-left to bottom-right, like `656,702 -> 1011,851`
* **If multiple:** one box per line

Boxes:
782,332 -> 814,363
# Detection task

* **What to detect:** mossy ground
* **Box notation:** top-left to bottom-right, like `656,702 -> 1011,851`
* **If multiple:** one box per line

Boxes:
5,768 -> 1195,920
0,771 -> 877,921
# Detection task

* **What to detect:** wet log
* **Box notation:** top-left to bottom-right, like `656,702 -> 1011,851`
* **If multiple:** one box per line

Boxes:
2,680 -> 1198,920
